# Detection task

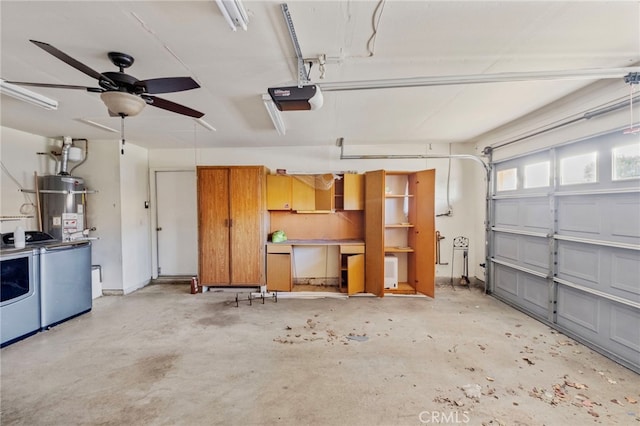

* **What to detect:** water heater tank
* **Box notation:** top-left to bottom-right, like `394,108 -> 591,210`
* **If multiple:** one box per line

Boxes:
39,175 -> 86,241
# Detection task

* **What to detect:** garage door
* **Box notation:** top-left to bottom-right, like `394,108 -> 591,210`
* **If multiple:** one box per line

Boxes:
489,130 -> 640,373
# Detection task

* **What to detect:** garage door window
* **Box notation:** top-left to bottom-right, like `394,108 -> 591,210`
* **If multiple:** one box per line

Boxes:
560,152 -> 597,185
524,161 -> 550,188
612,143 -> 640,181
496,168 -> 517,191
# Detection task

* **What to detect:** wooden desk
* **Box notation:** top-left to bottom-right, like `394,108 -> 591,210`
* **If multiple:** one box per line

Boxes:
266,240 -> 365,294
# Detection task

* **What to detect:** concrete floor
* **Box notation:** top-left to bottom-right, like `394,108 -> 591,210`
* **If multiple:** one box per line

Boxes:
1,282 -> 638,426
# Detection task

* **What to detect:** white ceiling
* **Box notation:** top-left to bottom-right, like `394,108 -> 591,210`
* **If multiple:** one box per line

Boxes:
1,1 -> 638,149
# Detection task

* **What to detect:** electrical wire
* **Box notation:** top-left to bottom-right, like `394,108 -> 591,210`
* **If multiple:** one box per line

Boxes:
366,0 -> 387,57
1,160 -> 36,213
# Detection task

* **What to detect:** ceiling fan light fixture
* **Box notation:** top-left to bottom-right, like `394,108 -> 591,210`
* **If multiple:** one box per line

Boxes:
100,91 -> 146,117
216,0 -> 249,31
0,79 -> 58,110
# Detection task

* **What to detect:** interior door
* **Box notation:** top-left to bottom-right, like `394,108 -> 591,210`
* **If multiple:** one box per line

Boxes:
198,168 -> 230,284
229,167 -> 263,284
156,171 -> 197,276
413,169 -> 436,297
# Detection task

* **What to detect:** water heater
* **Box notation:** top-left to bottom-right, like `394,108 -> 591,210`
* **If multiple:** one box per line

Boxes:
39,175 -> 86,241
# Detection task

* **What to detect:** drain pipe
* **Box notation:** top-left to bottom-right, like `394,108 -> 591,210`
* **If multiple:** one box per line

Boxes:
337,138 -> 492,293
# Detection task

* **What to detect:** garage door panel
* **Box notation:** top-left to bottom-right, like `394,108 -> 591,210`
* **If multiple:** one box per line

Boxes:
611,251 -> 640,296
557,199 -> 600,235
557,241 -> 640,300
494,200 -> 519,227
557,242 -> 599,284
522,237 -> 549,270
494,233 -> 549,274
611,197 -> 640,239
494,265 -> 518,297
557,285 -> 600,334
522,274 -> 550,315
558,194 -> 640,244
494,233 -> 519,262
494,264 -> 549,319
522,200 -> 551,232
610,304 -> 640,352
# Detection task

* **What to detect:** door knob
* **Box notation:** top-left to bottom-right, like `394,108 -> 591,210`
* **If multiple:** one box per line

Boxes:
156,227 -> 163,231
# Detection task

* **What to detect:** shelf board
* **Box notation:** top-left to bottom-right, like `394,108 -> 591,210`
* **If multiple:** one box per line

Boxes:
385,194 -> 414,198
385,282 -> 416,294
385,223 -> 414,228
384,246 -> 414,253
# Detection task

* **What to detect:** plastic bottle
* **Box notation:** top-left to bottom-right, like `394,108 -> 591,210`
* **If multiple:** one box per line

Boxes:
14,226 -> 25,249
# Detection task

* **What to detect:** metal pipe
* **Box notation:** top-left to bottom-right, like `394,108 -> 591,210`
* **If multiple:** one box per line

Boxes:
69,139 -> 88,175
490,94 -> 640,151
59,136 -> 72,175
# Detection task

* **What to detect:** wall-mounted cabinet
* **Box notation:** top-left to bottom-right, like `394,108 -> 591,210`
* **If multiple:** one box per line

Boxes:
197,166 -> 267,287
364,169 -> 436,297
266,173 -> 364,212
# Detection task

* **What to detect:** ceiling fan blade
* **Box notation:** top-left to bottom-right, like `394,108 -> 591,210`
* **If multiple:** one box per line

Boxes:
4,81 -> 104,92
145,95 -> 204,118
30,40 -> 116,87
136,77 -> 200,94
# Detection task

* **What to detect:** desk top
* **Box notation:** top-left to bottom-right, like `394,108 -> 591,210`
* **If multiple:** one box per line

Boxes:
267,239 -> 364,246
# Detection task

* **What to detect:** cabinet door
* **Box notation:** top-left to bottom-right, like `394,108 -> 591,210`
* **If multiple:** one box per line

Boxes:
412,169 -> 436,297
229,167 -> 264,284
198,168 -> 230,284
267,253 -> 291,291
343,174 -> 364,210
266,175 -> 292,210
364,170 -> 385,296
347,253 -> 365,295
291,176 -> 315,211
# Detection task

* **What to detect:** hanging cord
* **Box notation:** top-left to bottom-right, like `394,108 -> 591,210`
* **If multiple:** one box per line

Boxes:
366,0 -> 387,57
1,160 -> 36,214
120,115 -> 126,155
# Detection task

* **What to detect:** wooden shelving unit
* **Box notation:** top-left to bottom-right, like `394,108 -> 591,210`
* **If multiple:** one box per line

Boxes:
365,169 -> 436,297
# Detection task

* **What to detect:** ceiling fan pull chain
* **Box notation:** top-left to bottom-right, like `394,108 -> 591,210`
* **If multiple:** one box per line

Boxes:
120,115 -> 126,155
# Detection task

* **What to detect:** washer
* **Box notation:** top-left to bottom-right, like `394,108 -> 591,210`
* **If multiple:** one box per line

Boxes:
39,240 -> 92,329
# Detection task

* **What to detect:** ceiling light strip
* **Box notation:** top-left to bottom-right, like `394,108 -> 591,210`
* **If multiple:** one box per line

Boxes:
319,67 -> 640,92
262,94 -> 286,136
216,0 -> 249,31
194,118 -> 217,131
0,79 -> 58,110
76,118 -> 119,133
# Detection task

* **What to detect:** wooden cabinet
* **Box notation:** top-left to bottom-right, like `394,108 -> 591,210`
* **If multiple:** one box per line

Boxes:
340,244 -> 365,295
266,244 -> 292,291
197,166 -> 267,286
267,173 -> 364,212
364,170 -> 436,297
335,173 -> 364,210
266,175 -> 292,210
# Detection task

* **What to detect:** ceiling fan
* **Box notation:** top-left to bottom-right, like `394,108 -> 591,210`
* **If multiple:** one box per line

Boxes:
4,40 -> 204,119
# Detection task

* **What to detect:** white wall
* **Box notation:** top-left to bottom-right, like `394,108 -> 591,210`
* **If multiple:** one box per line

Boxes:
119,144 -> 151,294
149,142 -> 486,280
0,127 -> 54,233
1,126 -> 151,294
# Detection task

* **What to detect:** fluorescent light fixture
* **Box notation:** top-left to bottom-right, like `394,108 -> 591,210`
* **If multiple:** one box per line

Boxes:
76,118 -> 119,133
216,0 -> 249,31
0,79 -> 58,110
319,67 -> 640,92
262,94 -> 286,136
194,117 -> 217,131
